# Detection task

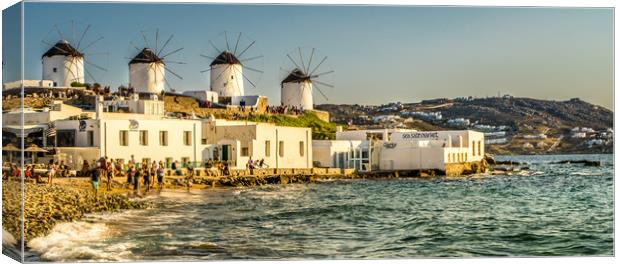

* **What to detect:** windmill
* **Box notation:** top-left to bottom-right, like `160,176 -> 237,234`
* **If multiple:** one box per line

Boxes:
200,31 -> 264,97
280,47 -> 334,110
127,29 -> 185,94
41,21 -> 108,87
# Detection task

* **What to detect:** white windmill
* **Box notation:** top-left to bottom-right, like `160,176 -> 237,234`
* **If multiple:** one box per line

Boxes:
200,32 -> 264,97
128,29 -> 185,94
41,21 -> 108,87
280,47 -> 334,110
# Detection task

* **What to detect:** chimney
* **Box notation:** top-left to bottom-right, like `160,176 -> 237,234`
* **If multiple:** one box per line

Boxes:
95,95 -> 104,119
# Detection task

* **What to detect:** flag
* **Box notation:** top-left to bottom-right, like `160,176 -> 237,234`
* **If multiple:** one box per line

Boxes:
45,126 -> 56,137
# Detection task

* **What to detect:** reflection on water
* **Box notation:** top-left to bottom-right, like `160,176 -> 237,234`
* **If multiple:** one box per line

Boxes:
24,154 -> 613,261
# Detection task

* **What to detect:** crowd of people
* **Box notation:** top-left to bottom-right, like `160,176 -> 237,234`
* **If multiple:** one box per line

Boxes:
80,155 -> 171,195
266,105 -> 304,115
3,154 -> 277,195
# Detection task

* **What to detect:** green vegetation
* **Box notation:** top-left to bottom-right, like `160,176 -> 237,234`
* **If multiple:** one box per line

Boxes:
70,81 -> 86,87
247,112 -> 340,140
70,82 -> 95,88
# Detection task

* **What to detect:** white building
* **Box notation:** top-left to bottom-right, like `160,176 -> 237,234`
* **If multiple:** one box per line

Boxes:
2,101 -> 87,144
49,96 -> 202,167
129,48 -> 165,94
210,51 -> 244,97
485,138 -> 508,145
314,129 -> 485,172
42,40 -> 85,87
3,80 -> 55,90
571,132 -> 587,138
312,140 -> 370,171
379,130 -> 484,171
201,119 -> 312,169
183,90 -> 219,103
281,68 -> 313,110
100,94 -> 164,115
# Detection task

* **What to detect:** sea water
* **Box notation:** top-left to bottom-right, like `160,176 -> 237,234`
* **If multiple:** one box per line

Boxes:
23,154 -> 613,261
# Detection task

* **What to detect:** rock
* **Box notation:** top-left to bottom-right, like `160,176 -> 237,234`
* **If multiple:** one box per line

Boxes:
2,181 -> 149,243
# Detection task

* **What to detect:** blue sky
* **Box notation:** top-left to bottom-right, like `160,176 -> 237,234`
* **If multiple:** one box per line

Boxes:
2,3 -> 613,109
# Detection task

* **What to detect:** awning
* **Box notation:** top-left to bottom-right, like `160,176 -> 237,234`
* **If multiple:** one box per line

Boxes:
2,124 -> 48,138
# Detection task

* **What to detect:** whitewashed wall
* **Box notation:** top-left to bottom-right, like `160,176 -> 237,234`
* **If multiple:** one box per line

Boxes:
281,80 -> 313,110
129,62 -> 165,94
210,64 -> 244,97
43,55 -> 84,87
55,118 -> 203,164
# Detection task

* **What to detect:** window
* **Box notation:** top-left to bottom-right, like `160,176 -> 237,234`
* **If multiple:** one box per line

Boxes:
119,130 -> 128,146
87,131 -> 94,147
299,141 -> 305,156
139,130 -> 148,146
265,140 -> 271,157
477,141 -> 482,156
202,138 -> 207,145
183,131 -> 192,145
181,157 -> 190,167
56,130 -> 76,147
241,147 -> 249,157
472,141 -> 475,156
53,82 -> 57,87
278,141 -> 284,157
165,157 -> 173,168
159,131 -> 168,146
53,67 -> 57,73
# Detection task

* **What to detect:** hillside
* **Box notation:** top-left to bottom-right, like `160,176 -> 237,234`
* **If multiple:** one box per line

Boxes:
316,97 -> 613,155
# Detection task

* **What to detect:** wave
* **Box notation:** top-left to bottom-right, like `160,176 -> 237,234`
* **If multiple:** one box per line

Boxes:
27,221 -> 134,262
570,172 -> 604,176
2,228 -> 17,247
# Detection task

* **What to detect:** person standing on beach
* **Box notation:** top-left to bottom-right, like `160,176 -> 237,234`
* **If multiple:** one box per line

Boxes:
129,155 -> 136,169
126,163 -> 134,189
98,157 -> 108,189
186,164 -> 194,190
24,165 -> 31,180
170,160 -> 177,176
106,158 -> 114,191
132,166 -> 140,193
47,160 -> 55,184
157,161 -> 165,190
141,160 -> 150,192
116,159 -> 124,175
150,160 -> 158,189
11,164 -> 20,181
91,164 -> 100,198
247,157 -> 254,175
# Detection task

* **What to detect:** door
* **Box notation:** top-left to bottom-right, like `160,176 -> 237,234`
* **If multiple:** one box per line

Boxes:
222,145 -> 229,161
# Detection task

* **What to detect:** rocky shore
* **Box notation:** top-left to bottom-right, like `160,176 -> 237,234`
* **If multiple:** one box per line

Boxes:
2,180 -> 149,243
2,159 -> 492,245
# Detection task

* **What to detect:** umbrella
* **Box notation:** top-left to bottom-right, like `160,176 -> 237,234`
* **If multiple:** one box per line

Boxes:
2,144 -> 20,163
24,144 -> 47,152
2,144 -> 20,151
24,144 -> 47,164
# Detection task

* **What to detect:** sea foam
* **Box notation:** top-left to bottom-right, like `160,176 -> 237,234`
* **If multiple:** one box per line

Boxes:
27,221 -> 133,261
